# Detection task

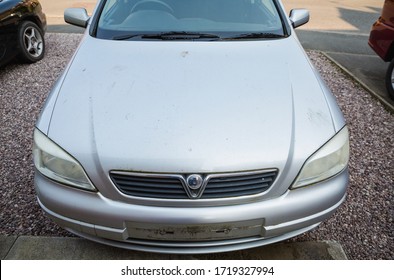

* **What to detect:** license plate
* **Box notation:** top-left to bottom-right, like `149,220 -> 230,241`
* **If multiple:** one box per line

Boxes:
126,219 -> 265,241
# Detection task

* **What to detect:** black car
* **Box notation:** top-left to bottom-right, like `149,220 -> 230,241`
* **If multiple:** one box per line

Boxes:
0,0 -> 46,67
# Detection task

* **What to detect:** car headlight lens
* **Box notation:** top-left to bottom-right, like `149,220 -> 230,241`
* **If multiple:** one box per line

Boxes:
292,126 -> 349,189
33,128 -> 97,191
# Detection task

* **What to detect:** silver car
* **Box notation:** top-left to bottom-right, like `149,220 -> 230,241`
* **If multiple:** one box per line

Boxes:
33,0 -> 349,254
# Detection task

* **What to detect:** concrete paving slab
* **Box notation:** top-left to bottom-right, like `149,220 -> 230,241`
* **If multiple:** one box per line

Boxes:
3,236 -> 347,260
47,25 -> 85,34
0,236 -> 17,260
295,30 -> 374,55
238,241 -> 347,260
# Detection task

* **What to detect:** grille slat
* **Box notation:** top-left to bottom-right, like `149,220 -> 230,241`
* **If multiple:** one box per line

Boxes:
206,178 -> 273,189
128,192 -> 188,199
112,179 -> 183,190
209,172 -> 276,183
119,185 -> 186,194
110,170 -> 277,200
201,189 -> 262,198
203,183 -> 270,194
111,174 -> 180,184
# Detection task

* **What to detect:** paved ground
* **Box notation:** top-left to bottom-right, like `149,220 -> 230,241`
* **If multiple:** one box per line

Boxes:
1,236 -> 347,260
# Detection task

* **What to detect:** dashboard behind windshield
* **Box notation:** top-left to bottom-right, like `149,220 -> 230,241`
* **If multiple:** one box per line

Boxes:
95,0 -> 287,40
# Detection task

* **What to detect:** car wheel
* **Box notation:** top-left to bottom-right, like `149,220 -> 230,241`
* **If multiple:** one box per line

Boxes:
17,21 -> 45,63
385,59 -> 394,100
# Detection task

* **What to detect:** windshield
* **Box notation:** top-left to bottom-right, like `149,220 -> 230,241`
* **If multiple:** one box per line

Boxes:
96,0 -> 287,40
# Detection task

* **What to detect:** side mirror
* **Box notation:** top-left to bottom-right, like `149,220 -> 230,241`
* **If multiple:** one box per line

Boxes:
64,8 -> 90,28
289,9 -> 310,29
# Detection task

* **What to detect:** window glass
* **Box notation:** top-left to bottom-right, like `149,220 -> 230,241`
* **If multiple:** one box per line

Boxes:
96,0 -> 285,39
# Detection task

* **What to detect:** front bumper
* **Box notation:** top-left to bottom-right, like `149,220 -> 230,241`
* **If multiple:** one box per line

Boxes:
35,168 -> 348,254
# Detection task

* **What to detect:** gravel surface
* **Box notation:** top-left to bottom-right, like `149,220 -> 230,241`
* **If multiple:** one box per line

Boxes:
0,33 -> 393,259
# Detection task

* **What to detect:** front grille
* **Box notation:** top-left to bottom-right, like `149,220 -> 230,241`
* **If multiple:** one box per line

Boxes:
110,173 -> 188,199
110,170 -> 278,200
202,171 -> 277,199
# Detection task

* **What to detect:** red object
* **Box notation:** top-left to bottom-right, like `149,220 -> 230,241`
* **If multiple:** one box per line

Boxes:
369,0 -> 394,61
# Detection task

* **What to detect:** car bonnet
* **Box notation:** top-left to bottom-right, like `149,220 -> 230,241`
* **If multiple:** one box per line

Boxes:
45,35 -> 339,193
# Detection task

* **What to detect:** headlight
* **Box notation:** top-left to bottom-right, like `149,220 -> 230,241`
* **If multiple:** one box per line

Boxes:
292,126 -> 349,189
33,128 -> 97,191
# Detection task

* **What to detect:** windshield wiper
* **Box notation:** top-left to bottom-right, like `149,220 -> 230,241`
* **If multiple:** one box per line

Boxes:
113,33 -> 146,40
113,31 -> 220,41
144,31 -> 221,40
222,32 -> 285,40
